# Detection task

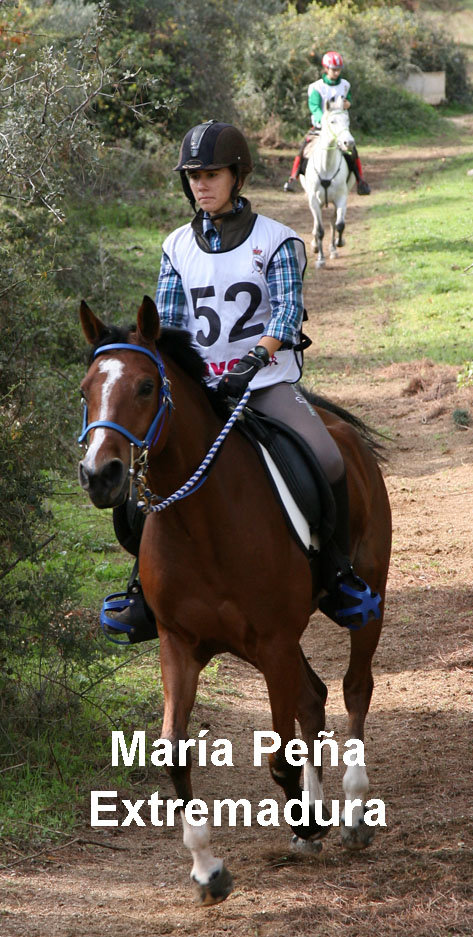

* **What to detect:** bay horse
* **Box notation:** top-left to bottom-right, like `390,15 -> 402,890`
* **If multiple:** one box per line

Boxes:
300,97 -> 355,268
78,296 -> 391,905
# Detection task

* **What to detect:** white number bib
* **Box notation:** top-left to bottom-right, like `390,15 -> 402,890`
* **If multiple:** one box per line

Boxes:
162,214 -> 306,388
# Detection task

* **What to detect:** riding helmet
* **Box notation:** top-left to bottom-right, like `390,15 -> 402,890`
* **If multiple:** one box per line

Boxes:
322,51 -> 344,70
174,119 -> 253,211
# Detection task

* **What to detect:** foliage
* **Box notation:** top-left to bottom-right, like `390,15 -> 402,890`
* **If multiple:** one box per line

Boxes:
0,1 -> 174,216
236,1 -> 472,139
86,0 -> 286,141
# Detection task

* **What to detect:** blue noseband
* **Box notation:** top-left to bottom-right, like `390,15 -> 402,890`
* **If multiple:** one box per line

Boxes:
78,342 -> 173,450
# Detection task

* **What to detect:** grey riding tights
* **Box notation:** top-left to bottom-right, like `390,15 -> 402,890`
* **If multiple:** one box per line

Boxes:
249,382 -> 344,485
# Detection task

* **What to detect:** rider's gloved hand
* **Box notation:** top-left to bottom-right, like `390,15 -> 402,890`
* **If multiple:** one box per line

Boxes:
218,346 -> 270,399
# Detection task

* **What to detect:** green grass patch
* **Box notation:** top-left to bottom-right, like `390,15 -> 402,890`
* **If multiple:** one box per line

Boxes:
358,145 -> 473,365
45,475 -> 131,607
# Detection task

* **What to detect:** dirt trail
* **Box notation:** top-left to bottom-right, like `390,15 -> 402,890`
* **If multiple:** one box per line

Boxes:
2,137 -> 473,937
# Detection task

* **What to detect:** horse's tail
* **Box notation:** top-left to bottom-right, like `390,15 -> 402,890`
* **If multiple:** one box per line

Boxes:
300,385 -> 389,464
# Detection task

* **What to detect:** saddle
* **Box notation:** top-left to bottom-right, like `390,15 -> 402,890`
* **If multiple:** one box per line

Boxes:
238,408 -> 337,595
302,136 -> 318,161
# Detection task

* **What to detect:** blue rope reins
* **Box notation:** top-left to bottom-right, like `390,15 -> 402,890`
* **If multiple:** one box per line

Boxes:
139,387 -> 250,514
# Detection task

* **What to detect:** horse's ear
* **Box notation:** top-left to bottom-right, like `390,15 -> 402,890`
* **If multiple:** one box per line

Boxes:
80,300 -> 107,344
137,295 -> 160,344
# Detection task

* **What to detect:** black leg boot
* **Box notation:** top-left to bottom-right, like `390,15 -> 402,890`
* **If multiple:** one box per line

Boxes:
318,473 -> 381,630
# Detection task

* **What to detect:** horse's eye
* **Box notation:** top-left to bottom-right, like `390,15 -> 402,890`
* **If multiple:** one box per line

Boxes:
138,379 -> 155,397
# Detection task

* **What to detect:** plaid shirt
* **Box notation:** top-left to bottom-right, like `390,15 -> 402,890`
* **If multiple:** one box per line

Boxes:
155,206 -> 304,346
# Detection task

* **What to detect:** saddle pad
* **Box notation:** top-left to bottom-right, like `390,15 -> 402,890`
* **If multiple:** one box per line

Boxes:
258,443 -> 320,554
302,137 -> 318,160
238,408 -> 337,556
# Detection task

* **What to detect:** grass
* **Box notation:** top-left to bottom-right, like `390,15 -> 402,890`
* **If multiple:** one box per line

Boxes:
46,475 -> 132,607
355,145 -> 473,366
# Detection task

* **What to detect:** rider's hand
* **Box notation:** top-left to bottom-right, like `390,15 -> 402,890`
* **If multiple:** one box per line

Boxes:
218,349 -> 268,399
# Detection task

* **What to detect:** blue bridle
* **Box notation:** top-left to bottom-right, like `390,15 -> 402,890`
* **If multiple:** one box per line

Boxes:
78,342 -> 173,450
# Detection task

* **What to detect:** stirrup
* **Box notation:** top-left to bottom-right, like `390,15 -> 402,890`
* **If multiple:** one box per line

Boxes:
100,592 -> 137,645
319,571 -> 381,631
100,583 -> 158,645
335,578 -> 381,629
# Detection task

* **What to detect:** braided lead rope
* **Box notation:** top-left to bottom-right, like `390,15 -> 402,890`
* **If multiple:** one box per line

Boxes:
143,387 -> 251,514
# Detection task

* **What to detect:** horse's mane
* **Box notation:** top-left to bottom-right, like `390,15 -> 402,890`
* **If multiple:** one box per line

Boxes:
88,323 -> 227,416
301,386 -> 388,464
87,325 -> 387,461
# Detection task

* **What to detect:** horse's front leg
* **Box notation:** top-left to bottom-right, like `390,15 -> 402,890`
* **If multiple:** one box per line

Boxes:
159,629 -> 233,905
329,196 -> 348,258
308,193 -> 325,268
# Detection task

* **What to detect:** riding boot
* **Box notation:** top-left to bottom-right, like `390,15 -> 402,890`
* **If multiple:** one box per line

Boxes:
318,473 -> 381,630
101,558 -> 158,644
353,150 -> 371,195
284,154 -> 301,192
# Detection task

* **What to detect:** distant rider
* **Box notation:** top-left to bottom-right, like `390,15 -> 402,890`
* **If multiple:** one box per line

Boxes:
284,50 -> 371,195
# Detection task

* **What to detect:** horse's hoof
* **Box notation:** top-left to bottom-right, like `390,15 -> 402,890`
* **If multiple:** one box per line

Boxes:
290,834 -> 323,854
329,251 -> 337,260
194,864 -> 234,905
338,237 -> 345,247
340,817 -> 375,850
316,260 -> 325,269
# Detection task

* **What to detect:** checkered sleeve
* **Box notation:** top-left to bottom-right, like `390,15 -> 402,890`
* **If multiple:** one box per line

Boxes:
264,239 -> 304,345
155,251 -> 188,328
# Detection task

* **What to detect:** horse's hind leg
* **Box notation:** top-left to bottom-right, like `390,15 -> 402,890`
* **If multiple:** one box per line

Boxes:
291,648 -> 332,853
331,197 -> 347,258
340,618 -> 383,849
261,641 -> 330,843
308,193 -> 325,267
159,630 -> 233,905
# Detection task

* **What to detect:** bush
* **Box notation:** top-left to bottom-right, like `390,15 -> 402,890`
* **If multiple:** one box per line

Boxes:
236,1 -> 472,140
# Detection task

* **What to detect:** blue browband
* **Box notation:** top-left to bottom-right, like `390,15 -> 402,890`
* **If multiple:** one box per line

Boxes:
78,342 -> 173,449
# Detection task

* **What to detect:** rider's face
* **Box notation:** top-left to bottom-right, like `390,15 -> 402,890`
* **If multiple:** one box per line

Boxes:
326,66 -> 341,80
187,167 -> 237,216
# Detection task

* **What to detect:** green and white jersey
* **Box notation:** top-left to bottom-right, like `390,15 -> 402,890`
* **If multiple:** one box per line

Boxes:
307,75 -> 352,126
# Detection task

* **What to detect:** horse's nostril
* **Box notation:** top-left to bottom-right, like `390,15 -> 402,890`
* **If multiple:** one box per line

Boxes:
101,458 -> 126,489
78,461 -> 90,490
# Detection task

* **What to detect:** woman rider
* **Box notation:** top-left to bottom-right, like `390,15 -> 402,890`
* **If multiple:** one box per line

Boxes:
109,119 -> 380,640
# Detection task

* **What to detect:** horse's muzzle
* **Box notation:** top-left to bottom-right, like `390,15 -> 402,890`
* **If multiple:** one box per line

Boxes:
78,457 -> 128,508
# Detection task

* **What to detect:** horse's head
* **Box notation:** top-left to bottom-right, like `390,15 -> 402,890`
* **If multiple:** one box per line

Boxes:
322,98 -> 355,153
78,296 -> 168,508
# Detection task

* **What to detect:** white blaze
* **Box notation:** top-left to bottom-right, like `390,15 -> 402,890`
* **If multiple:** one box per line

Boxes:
83,359 -> 124,471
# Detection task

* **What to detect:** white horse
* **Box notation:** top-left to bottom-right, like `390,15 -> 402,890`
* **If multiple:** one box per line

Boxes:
300,97 -> 355,268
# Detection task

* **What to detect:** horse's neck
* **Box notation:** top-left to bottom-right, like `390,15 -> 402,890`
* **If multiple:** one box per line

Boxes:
147,363 -> 222,499
314,127 -> 340,175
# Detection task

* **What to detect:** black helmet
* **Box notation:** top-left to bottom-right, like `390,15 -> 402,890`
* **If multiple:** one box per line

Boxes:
174,119 -> 253,211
